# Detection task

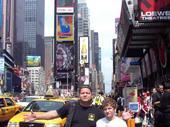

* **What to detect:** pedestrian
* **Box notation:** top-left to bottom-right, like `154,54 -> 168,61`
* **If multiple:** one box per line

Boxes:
152,84 -> 164,127
24,85 -> 104,127
160,82 -> 170,127
96,97 -> 127,127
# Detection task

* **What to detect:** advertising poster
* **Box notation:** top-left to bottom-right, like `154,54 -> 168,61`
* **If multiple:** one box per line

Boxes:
137,0 -> 170,21
56,44 -> 74,72
26,56 -> 41,67
120,59 -> 130,82
56,0 -> 75,7
56,0 -> 75,13
123,87 -> 138,103
84,68 -> 89,85
79,37 -> 89,64
56,15 -> 74,41
0,57 -> 4,86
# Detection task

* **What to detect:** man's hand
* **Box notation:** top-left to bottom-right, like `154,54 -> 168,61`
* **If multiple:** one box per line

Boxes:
24,111 -> 37,122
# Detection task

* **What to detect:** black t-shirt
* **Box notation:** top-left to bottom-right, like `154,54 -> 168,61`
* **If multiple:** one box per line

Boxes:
152,92 -> 163,109
57,102 -> 104,127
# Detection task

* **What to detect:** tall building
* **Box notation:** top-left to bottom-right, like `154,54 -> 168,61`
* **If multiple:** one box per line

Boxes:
44,36 -> 54,85
77,0 -> 89,37
13,0 -> 45,67
90,30 -> 99,71
2,0 -> 15,55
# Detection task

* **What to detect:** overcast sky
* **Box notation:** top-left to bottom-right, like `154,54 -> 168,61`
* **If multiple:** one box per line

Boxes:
44,0 -> 122,93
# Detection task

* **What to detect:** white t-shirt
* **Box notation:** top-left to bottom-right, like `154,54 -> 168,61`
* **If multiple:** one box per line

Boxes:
96,117 -> 127,127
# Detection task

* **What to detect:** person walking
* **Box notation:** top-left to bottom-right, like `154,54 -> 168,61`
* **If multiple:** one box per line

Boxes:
160,82 -> 170,127
96,97 -> 127,127
152,84 -> 164,127
24,85 -> 104,127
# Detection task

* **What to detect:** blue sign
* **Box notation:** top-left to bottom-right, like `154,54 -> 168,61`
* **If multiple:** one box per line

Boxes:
0,0 -> 2,30
129,102 -> 139,112
130,61 -> 140,65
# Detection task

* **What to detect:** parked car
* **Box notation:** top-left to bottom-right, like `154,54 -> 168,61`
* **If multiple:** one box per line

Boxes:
8,97 -> 67,127
0,96 -> 22,122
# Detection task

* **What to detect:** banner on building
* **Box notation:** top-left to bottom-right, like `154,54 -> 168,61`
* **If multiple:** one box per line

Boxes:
123,87 -> 138,103
84,68 -> 89,85
26,56 -> 41,67
0,57 -> 4,86
136,0 -> 170,21
56,15 -> 74,42
56,44 -> 74,72
79,37 -> 89,65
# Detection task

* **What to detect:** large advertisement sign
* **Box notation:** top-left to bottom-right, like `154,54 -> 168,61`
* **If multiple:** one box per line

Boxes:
26,56 -> 41,67
56,0 -> 75,13
57,0 -> 75,7
56,44 -> 74,72
84,68 -> 89,85
0,57 -> 4,86
79,37 -> 89,65
137,0 -> 170,21
56,15 -> 74,42
120,59 -> 130,82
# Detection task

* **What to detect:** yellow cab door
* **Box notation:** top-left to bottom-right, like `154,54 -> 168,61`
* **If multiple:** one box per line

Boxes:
0,98 -> 9,122
4,98 -> 16,119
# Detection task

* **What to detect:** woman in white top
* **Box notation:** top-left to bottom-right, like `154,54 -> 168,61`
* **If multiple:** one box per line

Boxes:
96,97 -> 127,127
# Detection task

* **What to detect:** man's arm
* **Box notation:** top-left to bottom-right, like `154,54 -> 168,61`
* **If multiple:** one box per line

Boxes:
24,110 -> 59,122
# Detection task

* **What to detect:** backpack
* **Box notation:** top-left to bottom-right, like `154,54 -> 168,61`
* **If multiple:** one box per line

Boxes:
117,97 -> 122,106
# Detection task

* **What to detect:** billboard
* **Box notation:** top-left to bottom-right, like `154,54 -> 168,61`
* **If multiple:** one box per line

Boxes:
79,37 -> 89,64
26,56 -> 41,67
136,0 -> 170,21
84,68 -> 89,85
56,0 -> 75,13
56,15 -> 74,41
0,57 -> 4,86
56,44 -> 74,72
56,0 -> 75,7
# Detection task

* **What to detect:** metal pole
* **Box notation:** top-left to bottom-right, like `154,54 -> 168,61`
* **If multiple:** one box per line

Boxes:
67,72 -> 68,92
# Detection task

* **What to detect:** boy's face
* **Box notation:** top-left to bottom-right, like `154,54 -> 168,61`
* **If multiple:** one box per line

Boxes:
103,104 -> 115,119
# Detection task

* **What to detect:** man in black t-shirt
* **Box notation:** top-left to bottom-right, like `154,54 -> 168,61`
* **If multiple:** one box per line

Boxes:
24,85 -> 104,127
152,84 -> 164,127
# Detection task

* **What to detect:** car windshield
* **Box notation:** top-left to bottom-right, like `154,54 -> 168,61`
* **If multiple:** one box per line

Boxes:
23,101 -> 64,112
21,97 -> 41,102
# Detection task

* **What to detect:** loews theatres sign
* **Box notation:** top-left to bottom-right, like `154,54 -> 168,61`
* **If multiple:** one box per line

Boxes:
136,0 -> 170,22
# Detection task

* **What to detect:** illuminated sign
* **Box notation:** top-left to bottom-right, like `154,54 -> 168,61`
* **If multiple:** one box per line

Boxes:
79,37 -> 89,64
137,0 -> 170,21
56,15 -> 74,41
26,56 -> 41,67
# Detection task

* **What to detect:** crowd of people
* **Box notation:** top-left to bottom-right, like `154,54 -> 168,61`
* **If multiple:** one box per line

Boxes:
23,83 -> 170,127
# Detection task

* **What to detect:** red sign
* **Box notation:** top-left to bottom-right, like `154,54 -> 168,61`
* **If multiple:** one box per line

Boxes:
137,0 -> 170,21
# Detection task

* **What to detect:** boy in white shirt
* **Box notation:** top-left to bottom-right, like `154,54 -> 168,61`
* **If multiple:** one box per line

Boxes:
96,97 -> 127,127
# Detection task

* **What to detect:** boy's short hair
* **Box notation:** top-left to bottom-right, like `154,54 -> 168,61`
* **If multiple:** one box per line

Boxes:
102,97 -> 117,109
79,85 -> 92,93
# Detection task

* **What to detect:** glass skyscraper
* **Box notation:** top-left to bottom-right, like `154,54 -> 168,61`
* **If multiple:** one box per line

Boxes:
14,0 -> 45,67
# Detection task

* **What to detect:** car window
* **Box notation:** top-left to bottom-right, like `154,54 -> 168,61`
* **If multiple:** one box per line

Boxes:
5,98 -> 14,106
0,98 -> 5,108
24,101 -> 64,112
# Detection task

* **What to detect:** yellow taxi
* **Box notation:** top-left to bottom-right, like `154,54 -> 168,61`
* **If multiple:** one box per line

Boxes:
0,96 -> 22,122
7,96 -> 67,127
